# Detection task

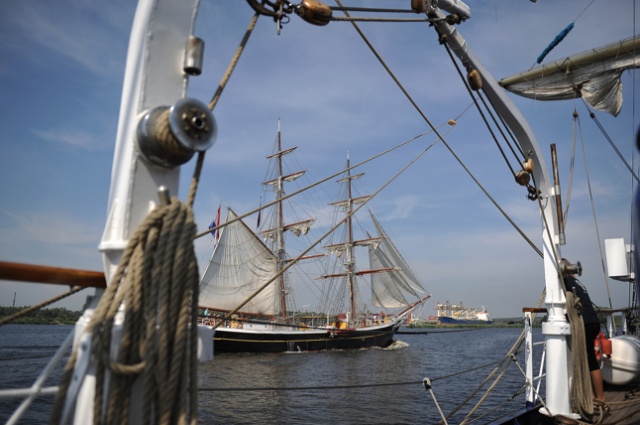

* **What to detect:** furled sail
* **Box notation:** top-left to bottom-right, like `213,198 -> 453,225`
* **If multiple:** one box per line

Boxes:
499,36 -> 640,116
199,209 -> 280,315
368,211 -> 428,308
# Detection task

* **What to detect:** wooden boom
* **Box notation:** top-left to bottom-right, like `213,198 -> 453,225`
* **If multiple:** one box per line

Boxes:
0,261 -> 106,288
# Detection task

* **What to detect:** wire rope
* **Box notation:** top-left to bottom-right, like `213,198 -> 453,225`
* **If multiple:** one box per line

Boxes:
577,111 -> 614,310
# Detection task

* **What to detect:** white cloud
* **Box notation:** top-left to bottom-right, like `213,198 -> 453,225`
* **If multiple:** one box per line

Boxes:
32,128 -> 106,151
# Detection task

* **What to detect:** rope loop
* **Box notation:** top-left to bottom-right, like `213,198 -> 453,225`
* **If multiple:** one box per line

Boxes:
566,291 -> 594,419
423,377 -> 432,390
50,196 -> 200,425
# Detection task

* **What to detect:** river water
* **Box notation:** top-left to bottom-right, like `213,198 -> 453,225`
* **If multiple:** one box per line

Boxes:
0,325 -> 544,424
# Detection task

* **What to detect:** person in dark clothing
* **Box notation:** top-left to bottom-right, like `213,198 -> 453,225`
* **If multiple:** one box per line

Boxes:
562,260 -> 605,402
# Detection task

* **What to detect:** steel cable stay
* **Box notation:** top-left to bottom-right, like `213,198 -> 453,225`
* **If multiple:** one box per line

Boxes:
562,110 -> 579,225
197,357 -> 506,392
575,109 -> 615,311
442,331 -> 527,423
331,0 -> 545,261
583,99 -> 640,184
439,40 -> 525,180
244,0 -> 467,27
194,123 -> 447,240
202,0 -> 545,266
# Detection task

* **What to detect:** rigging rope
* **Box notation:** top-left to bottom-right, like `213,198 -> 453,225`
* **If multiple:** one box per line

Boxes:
586,104 -> 640,183
441,41 -> 523,178
444,331 -> 525,422
194,123 -> 447,240
576,110 -> 614,310
332,0 -> 544,260
446,290 -> 548,422
50,196 -> 199,425
564,110 -> 578,224
566,291 -> 595,419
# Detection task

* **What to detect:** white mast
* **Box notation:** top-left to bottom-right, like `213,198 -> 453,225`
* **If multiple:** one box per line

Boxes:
429,4 -> 572,418
66,0 -> 214,422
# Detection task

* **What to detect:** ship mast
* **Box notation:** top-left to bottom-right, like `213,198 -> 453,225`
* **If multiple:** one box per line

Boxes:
322,155 -> 395,326
344,155 -> 358,324
275,120 -> 287,319
261,120 -> 316,321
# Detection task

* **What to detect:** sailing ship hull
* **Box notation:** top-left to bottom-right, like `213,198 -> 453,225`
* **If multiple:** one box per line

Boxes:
438,317 -> 493,325
211,321 -> 401,353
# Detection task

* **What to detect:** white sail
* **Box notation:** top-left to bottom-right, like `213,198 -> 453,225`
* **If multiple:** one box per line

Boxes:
368,212 -> 428,308
499,36 -> 640,116
199,209 -> 280,315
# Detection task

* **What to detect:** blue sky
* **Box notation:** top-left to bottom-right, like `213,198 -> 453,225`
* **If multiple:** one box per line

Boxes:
0,0 -> 638,318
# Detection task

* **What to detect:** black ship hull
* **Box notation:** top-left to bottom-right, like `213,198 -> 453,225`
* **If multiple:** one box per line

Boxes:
211,321 -> 401,353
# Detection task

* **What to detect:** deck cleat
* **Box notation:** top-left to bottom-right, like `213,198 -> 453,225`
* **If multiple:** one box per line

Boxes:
137,98 -> 216,168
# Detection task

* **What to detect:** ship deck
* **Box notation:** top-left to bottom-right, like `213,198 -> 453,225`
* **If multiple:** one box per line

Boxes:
601,381 -> 640,425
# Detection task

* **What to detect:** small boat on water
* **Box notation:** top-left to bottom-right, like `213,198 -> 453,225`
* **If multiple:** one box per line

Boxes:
197,123 -> 430,352
431,301 -> 493,325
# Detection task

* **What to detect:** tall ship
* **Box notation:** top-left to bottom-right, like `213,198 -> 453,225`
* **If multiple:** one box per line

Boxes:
432,301 -> 493,325
197,122 -> 430,352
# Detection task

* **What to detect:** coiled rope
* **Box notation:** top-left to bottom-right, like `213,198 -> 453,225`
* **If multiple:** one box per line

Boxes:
50,197 -> 199,425
566,291 -> 594,419
49,12 -> 264,424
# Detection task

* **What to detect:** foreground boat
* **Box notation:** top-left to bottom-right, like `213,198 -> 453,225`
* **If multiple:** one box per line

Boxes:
198,125 -> 430,352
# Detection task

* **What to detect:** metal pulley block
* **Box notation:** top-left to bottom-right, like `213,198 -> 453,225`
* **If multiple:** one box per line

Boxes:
411,0 -> 435,14
560,259 -> 583,277
467,69 -> 482,90
514,170 -> 530,186
137,98 -> 216,168
295,0 -> 332,26
515,159 -> 534,186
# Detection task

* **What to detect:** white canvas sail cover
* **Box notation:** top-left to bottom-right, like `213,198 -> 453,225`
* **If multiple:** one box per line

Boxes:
261,218 -> 315,241
499,36 -> 640,117
368,212 -> 428,308
199,209 -> 280,315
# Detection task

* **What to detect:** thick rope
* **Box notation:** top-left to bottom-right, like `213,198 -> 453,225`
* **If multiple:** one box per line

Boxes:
185,12 -> 260,209
50,197 -> 199,425
566,291 -> 594,419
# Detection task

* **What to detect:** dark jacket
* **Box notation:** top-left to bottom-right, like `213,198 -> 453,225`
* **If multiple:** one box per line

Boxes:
564,275 -> 599,325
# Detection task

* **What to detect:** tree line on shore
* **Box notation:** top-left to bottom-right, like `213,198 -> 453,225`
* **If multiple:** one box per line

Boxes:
0,306 -> 82,325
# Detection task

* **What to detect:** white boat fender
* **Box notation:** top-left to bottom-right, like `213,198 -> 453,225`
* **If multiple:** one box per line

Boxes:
601,335 -> 640,385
